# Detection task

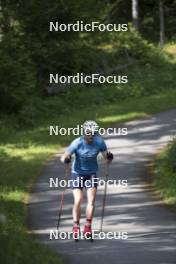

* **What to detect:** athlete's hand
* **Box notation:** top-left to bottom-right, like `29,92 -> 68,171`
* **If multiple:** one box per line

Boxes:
106,152 -> 113,163
64,156 -> 71,164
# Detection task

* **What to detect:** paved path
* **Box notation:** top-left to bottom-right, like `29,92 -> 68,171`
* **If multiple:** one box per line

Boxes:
28,109 -> 176,264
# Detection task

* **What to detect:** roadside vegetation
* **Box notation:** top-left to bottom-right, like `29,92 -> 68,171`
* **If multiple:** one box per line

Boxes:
152,137 -> 176,210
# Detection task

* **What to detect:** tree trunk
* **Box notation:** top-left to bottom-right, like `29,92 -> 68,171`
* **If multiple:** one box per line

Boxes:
132,0 -> 139,31
159,0 -> 165,48
0,0 -> 11,34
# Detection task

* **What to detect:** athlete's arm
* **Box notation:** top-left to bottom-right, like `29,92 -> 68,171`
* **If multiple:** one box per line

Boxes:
101,150 -> 108,160
60,138 -> 79,163
98,136 -> 113,164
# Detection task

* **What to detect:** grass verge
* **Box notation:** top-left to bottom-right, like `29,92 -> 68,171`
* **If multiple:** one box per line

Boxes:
151,137 -> 176,211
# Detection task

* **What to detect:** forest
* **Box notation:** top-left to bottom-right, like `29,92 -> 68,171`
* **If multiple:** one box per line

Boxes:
0,0 -> 176,115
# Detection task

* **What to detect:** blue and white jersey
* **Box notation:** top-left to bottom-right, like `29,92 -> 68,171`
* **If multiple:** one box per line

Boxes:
67,135 -> 107,176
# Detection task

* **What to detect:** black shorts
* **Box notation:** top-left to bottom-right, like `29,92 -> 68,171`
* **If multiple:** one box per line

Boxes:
70,173 -> 99,190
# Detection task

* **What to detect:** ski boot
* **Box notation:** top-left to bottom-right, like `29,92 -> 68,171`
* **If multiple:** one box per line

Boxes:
83,225 -> 93,241
72,225 -> 80,242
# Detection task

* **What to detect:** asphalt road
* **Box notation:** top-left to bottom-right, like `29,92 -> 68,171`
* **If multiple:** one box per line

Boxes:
28,109 -> 176,264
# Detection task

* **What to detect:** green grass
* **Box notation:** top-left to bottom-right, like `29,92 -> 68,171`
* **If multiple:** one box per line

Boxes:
0,144 -> 65,263
152,138 -> 176,209
0,43 -> 176,263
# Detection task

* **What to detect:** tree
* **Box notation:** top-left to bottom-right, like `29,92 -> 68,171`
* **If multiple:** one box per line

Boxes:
132,0 -> 139,31
159,0 -> 165,47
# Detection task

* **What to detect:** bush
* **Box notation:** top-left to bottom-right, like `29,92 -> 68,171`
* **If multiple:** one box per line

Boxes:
0,33 -> 36,114
164,137 -> 176,172
153,137 -> 176,207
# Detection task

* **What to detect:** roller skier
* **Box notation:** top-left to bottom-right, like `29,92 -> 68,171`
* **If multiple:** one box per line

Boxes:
60,120 -> 113,241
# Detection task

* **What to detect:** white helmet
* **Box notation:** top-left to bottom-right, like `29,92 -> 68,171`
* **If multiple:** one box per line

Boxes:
83,120 -> 99,135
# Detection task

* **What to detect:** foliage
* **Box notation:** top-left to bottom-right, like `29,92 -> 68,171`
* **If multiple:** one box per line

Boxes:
110,0 -> 176,42
0,1 -> 176,113
153,137 -> 176,207
0,30 -> 36,113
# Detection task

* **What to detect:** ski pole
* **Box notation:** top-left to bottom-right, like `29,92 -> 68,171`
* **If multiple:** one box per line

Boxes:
100,163 -> 109,232
57,161 -> 70,230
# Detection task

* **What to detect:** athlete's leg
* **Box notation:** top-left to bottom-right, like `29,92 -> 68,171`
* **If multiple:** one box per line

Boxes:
72,188 -> 83,224
83,187 -> 97,238
86,187 -> 97,223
